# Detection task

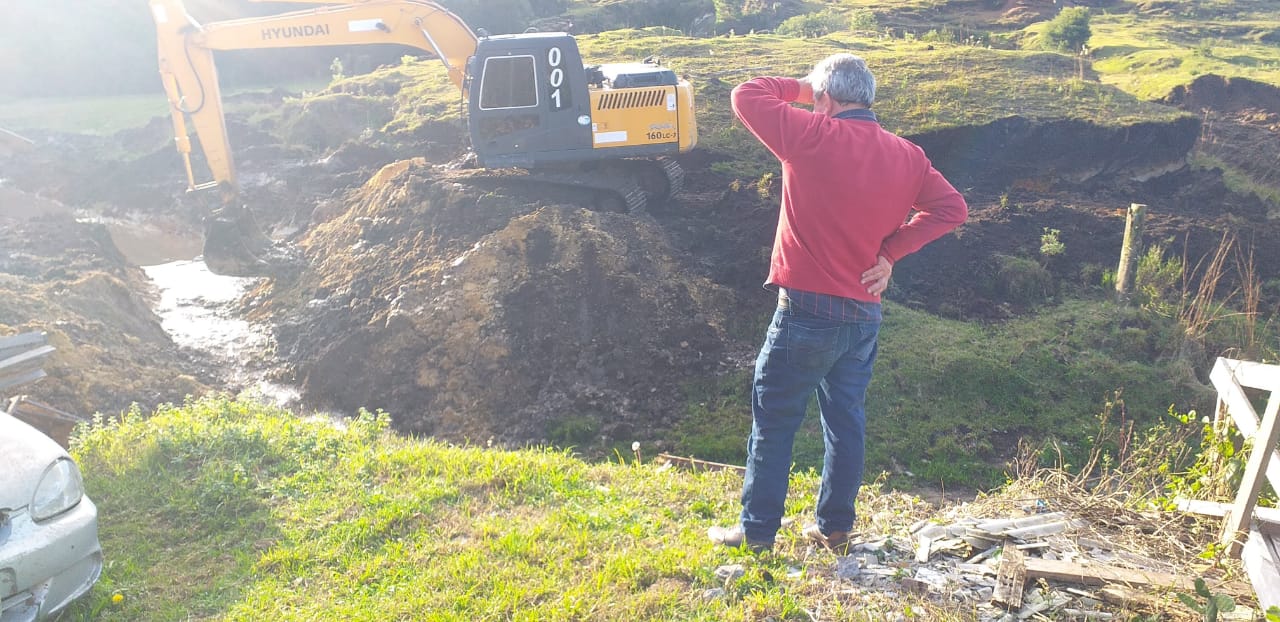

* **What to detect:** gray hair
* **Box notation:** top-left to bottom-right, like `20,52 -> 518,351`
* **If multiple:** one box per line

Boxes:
807,53 -> 876,107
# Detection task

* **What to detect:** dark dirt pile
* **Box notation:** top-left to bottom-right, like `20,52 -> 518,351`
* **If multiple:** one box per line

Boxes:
0,184 -> 208,417
260,159 -> 739,445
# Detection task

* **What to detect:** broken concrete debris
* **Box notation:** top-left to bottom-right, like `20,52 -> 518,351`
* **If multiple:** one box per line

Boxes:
709,504 -> 1255,620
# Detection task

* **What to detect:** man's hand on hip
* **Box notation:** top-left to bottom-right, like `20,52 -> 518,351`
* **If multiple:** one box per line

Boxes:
861,256 -> 892,296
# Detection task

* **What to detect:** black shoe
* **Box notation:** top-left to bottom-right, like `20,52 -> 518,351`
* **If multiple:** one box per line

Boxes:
708,525 -> 773,553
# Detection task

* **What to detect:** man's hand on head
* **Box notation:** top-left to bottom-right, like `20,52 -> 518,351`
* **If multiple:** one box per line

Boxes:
796,77 -> 815,106
861,256 -> 893,296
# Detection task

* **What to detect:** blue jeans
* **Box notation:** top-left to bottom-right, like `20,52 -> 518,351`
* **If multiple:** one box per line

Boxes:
740,303 -> 880,542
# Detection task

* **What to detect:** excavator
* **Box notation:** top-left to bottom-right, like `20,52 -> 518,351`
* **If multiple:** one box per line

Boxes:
150,0 -> 698,276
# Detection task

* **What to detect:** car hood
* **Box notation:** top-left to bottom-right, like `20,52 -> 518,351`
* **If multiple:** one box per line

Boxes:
0,410 -> 67,510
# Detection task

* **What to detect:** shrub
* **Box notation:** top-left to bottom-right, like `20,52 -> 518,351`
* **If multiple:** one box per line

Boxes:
713,0 -> 779,33
1135,243 -> 1183,315
776,9 -> 845,38
921,28 -> 958,44
848,9 -> 877,32
1042,7 -> 1092,53
995,254 -> 1055,305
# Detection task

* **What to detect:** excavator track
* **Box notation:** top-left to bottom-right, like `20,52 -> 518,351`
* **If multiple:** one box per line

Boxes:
439,157 -> 685,216
593,157 -> 684,207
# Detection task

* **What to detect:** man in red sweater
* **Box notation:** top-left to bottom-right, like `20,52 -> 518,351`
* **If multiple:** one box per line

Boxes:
708,54 -> 968,553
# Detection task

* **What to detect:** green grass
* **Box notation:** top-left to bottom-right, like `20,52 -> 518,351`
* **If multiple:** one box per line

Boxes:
65,396 -> 957,621
0,94 -> 168,135
672,297 -> 1218,490
0,80 -> 328,136
1086,12 -> 1280,100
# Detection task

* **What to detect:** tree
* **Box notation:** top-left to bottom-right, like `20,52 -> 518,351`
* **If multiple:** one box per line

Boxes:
1042,7 -> 1092,53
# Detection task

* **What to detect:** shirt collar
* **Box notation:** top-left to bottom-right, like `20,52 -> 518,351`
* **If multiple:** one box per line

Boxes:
833,108 -> 878,123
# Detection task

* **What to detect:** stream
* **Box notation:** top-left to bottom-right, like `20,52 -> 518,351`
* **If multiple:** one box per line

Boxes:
104,220 -> 300,407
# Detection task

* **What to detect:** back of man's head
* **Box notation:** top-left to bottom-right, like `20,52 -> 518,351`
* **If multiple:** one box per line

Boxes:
807,53 -> 876,107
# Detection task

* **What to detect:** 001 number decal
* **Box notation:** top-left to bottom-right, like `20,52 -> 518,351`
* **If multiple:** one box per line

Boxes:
547,46 -> 569,111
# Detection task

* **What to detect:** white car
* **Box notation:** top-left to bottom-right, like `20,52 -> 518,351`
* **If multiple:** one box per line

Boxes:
0,409 -> 102,621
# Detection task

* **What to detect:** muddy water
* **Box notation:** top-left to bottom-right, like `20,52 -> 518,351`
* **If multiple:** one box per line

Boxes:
107,222 -> 300,407
145,258 -> 300,406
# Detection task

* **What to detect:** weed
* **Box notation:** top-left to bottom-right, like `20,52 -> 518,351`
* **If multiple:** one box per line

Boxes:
329,57 -> 345,83
756,171 -> 776,199
1039,227 -> 1064,258
1177,577 -> 1236,621
1162,407 -> 1248,506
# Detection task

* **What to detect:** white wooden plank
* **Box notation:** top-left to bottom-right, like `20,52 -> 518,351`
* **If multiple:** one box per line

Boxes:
0,344 -> 55,371
1222,385 -> 1280,557
0,331 -> 46,352
1220,358 -> 1280,392
1242,529 -> 1280,611
1176,499 -> 1280,536
1211,359 -> 1280,494
0,368 -> 45,392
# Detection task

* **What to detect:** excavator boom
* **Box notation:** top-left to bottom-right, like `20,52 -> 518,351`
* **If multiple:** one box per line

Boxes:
152,0 -> 476,195
151,0 -> 479,276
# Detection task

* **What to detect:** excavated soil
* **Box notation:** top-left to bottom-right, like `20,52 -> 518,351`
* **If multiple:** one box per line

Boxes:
1,72 -> 1278,449
0,187 -> 207,416
254,158 -> 739,443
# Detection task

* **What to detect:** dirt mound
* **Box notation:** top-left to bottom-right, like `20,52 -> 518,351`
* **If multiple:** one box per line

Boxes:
1165,74 -> 1280,115
0,194 -> 209,416
910,115 -> 1200,192
1163,75 -> 1280,214
263,160 -> 737,446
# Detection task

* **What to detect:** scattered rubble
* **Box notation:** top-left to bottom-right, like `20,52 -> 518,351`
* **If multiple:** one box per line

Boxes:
699,474 -> 1258,620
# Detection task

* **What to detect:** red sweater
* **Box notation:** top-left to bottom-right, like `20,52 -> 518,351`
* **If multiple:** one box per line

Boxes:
731,77 -> 968,302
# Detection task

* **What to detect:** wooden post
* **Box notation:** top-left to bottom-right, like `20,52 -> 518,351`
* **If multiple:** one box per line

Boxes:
1114,203 -> 1146,303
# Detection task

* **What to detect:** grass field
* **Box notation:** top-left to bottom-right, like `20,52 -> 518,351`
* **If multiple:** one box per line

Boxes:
0,94 -> 168,136
65,398 -> 957,621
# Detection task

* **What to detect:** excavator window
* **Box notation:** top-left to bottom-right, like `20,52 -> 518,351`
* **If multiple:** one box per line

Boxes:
478,55 -> 538,110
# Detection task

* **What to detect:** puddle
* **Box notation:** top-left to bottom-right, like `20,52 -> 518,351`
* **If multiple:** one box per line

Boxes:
141,257 -> 298,408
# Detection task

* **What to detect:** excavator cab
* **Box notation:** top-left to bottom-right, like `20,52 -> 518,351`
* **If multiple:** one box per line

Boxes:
467,33 -> 696,169
467,34 -> 592,167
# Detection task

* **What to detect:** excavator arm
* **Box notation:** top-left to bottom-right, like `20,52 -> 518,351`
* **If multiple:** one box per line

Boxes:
149,0 -> 477,275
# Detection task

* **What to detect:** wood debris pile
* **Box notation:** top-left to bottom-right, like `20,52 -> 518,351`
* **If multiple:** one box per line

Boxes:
826,504 -> 1256,621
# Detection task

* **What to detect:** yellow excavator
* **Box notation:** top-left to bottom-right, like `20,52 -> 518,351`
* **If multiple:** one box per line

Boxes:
150,0 -> 698,276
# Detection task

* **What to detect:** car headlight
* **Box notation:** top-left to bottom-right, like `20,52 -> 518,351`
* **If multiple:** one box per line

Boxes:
31,457 -> 85,521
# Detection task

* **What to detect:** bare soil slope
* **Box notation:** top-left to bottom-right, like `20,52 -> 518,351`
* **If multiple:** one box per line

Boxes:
0,184 -> 207,417
262,159 -> 738,444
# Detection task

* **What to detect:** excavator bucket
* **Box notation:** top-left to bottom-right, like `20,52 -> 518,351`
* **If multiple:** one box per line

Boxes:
202,205 -> 303,278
